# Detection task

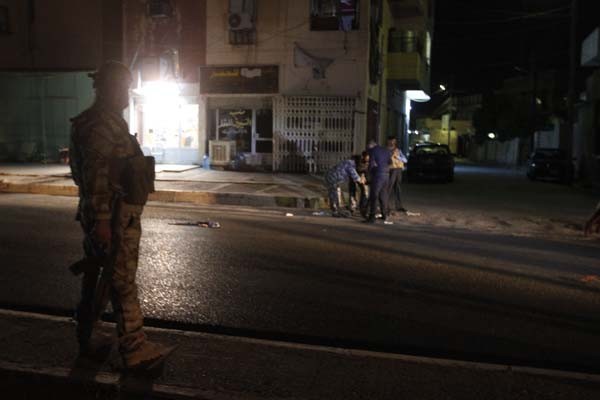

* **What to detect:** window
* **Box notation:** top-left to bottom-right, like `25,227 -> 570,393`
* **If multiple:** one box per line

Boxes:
310,0 -> 359,31
0,6 -> 10,34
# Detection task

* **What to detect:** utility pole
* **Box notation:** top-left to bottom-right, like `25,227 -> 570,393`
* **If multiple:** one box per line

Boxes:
529,53 -> 537,150
566,0 -> 579,156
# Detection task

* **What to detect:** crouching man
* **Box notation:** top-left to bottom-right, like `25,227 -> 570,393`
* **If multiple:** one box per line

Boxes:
324,156 -> 365,217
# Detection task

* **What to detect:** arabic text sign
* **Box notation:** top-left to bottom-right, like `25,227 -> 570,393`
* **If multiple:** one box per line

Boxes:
200,65 -> 279,94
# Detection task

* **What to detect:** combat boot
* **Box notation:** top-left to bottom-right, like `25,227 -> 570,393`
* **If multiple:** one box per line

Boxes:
122,340 -> 177,371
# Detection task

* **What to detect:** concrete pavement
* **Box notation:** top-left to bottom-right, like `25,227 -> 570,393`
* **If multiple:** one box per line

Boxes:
3,309 -> 600,400
0,163 -> 326,208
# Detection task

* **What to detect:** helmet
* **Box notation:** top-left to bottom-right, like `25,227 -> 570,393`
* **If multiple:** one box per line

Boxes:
89,60 -> 133,88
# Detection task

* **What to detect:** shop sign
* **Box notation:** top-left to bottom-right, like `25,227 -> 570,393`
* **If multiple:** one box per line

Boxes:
200,65 -> 278,94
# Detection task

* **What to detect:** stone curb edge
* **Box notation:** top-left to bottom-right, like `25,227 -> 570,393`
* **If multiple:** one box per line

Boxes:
0,181 -> 325,209
0,361 -> 251,400
3,309 -> 600,389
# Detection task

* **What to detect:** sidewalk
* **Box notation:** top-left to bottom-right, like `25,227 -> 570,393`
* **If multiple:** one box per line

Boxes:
0,163 -> 326,209
2,309 -> 600,400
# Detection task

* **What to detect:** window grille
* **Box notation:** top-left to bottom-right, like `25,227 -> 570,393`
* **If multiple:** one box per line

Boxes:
273,96 -> 358,173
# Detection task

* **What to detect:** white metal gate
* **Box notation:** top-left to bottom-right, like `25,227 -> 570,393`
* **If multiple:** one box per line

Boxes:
273,96 -> 357,173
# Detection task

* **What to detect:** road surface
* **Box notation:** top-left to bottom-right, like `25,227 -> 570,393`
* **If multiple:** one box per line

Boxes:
1,192 -> 600,372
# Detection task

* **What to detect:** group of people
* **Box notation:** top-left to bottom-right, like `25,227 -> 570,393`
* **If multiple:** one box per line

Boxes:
324,136 -> 408,224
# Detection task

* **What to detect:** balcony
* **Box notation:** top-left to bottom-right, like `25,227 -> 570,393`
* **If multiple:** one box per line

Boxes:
386,31 -> 430,92
388,0 -> 426,18
387,52 -> 429,90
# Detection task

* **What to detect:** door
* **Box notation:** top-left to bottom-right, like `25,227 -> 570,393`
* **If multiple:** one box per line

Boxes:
254,109 -> 272,153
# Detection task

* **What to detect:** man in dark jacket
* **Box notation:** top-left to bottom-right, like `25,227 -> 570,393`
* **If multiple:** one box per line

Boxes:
365,140 -> 391,223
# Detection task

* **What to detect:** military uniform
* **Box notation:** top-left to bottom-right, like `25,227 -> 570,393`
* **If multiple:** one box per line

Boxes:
69,103 -> 147,355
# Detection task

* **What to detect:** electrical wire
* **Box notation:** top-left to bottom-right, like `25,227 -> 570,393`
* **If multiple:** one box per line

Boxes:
438,6 -> 570,25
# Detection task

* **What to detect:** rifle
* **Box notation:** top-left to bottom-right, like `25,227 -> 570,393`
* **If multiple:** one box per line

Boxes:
68,200 -> 122,324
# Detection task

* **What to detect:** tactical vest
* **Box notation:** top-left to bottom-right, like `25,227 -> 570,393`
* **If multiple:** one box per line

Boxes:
118,136 -> 155,206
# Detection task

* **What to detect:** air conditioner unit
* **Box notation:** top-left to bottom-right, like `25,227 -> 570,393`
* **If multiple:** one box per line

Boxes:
228,12 -> 254,31
209,140 -> 236,166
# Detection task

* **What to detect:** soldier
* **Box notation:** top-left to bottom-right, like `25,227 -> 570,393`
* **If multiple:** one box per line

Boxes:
69,60 -> 173,370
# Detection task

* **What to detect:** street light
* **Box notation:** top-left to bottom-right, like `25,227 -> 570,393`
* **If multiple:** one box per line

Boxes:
439,84 -> 446,91
488,132 -> 496,139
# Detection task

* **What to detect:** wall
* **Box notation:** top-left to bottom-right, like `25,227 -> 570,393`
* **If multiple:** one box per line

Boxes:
123,0 -> 206,82
0,72 -> 94,161
0,0 -> 110,70
366,0 -> 393,144
469,138 -> 522,166
414,117 -> 472,153
205,0 -> 369,97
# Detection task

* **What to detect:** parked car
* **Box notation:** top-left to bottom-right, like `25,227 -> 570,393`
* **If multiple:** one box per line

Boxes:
407,142 -> 455,183
526,148 -> 574,184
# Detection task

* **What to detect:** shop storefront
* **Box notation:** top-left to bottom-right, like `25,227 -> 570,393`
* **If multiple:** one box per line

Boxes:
200,65 -> 278,170
131,82 -> 201,164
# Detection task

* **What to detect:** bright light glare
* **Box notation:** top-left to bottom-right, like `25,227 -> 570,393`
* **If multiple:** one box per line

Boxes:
439,84 -> 446,91
134,81 -> 180,100
488,132 -> 496,139
406,90 -> 431,102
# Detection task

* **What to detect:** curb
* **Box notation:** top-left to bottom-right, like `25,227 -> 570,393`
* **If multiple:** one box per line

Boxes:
0,181 -> 324,209
1,361 -> 217,400
3,310 -> 600,399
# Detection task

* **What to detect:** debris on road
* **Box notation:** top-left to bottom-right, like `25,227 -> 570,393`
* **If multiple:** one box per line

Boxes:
312,211 -> 328,216
285,213 -> 294,217
384,221 -> 394,225
581,275 -> 600,284
406,211 -> 421,217
169,221 -> 221,229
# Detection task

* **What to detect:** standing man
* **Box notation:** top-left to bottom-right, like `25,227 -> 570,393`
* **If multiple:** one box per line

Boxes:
386,136 -> 408,215
365,139 -> 392,223
69,61 -> 173,370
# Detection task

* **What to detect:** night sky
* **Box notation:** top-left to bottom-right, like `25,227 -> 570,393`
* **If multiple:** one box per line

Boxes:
431,0 -> 599,94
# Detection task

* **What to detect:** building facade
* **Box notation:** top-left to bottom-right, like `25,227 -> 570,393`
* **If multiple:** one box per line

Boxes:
0,0 -> 433,172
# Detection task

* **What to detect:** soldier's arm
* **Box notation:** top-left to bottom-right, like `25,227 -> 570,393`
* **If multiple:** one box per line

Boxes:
80,126 -> 116,221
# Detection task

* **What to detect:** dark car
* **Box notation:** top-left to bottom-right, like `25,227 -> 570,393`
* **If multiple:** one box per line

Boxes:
526,148 -> 573,184
407,142 -> 455,183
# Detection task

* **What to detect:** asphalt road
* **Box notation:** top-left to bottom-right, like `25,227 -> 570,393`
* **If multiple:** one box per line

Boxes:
1,193 -> 600,372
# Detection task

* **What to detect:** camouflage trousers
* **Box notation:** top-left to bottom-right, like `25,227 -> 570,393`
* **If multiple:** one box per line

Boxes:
77,202 -> 146,354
